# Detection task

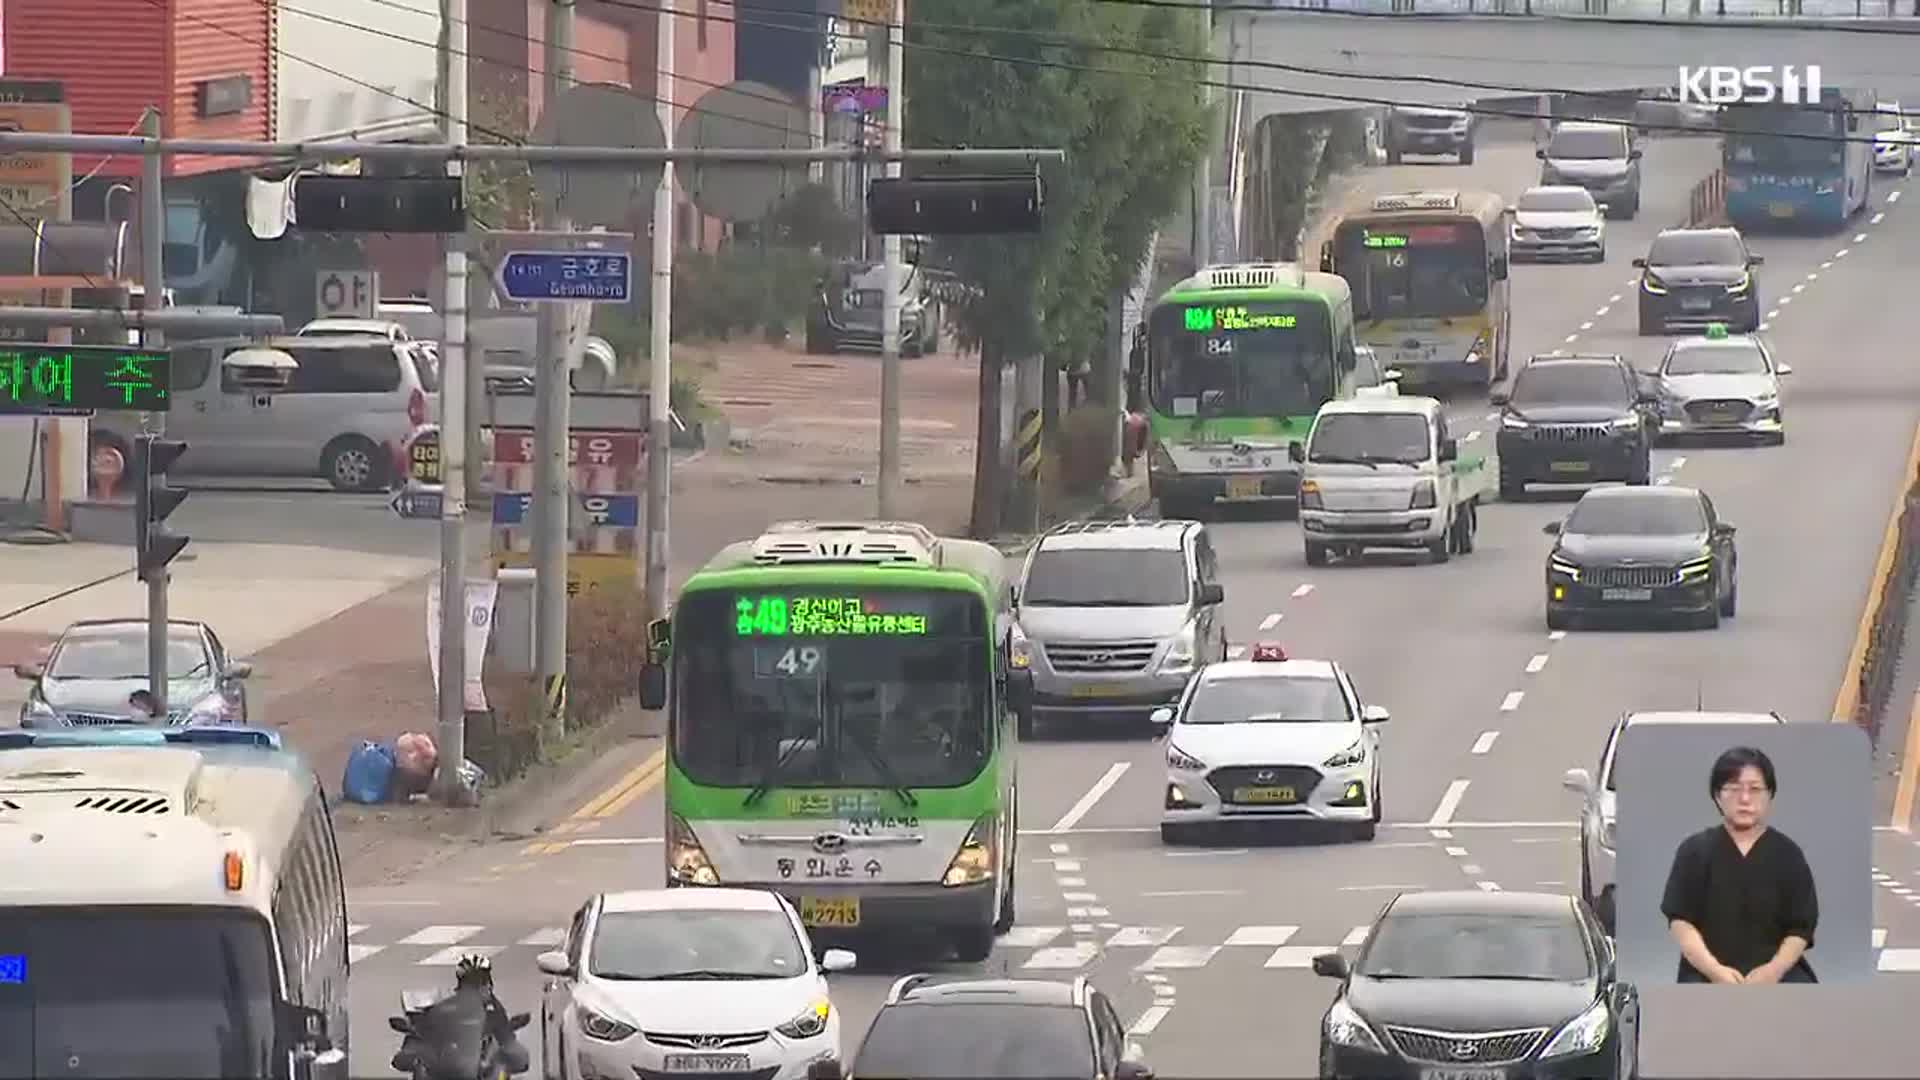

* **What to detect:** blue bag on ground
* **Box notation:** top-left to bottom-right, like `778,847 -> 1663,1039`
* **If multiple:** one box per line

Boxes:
342,740 -> 397,804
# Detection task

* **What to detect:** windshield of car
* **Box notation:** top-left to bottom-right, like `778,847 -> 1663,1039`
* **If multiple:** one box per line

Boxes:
1181,674 -> 1350,724
1518,189 -> 1596,213
588,909 -> 807,981
1663,343 -> 1768,376
1567,495 -> 1708,536
1547,127 -> 1628,159
1647,233 -> 1745,267
1022,548 -> 1190,607
1357,911 -> 1592,981
671,588 -> 991,790
47,631 -> 209,680
0,908 -> 279,1078
1334,222 -> 1490,320
1147,300 -> 1337,418
1308,413 -> 1432,465
854,1003 -> 1094,1079
1510,363 -> 1632,408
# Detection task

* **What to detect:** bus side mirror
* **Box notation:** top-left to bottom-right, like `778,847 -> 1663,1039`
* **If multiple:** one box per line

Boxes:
639,663 -> 667,710
1288,441 -> 1305,464
645,617 -> 671,661
1491,256 -> 1509,281
1535,148 -> 1548,159
1629,148 -> 1643,160
1319,240 -> 1333,273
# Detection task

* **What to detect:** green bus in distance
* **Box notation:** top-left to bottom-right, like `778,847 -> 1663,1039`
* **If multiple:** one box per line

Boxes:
639,520 -> 1021,962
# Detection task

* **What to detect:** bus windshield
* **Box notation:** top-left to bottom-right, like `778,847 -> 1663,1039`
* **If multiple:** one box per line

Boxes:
1335,221 -> 1488,320
0,907 -> 279,1079
1724,104 -> 1843,170
672,587 -> 993,790
1147,300 -> 1334,419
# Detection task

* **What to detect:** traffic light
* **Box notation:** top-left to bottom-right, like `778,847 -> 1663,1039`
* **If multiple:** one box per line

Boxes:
293,175 -> 466,233
866,176 -> 1044,235
133,435 -> 189,582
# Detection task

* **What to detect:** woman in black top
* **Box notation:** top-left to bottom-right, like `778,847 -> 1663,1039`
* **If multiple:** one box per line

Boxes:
1661,746 -> 1818,983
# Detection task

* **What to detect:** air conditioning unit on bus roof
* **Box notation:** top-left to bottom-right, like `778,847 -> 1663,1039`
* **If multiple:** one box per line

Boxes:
751,520 -> 941,566
1198,263 -> 1303,290
1372,191 -> 1460,211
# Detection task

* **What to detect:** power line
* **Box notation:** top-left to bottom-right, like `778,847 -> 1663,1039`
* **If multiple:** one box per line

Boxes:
1078,0 -> 1920,33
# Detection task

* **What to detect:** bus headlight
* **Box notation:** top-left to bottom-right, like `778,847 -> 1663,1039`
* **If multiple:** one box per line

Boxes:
667,814 -> 720,885
943,813 -> 997,886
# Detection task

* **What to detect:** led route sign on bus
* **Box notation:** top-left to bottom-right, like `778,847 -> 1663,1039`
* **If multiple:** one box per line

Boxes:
1182,305 -> 1299,332
735,593 -> 931,637
0,345 -> 172,414
1360,224 -> 1468,250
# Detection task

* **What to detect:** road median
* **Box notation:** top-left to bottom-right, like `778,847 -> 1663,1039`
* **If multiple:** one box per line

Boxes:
1833,418 -> 1920,749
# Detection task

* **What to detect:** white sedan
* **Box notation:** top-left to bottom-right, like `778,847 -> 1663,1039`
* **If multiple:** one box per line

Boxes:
538,887 -> 855,1080
1875,127 -> 1914,176
1154,643 -> 1389,843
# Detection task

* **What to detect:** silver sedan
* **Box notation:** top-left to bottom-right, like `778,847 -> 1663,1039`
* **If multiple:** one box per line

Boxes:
1654,331 -> 1788,445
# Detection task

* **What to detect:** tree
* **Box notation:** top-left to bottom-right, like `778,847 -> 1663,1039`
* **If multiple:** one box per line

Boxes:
907,0 -> 1211,535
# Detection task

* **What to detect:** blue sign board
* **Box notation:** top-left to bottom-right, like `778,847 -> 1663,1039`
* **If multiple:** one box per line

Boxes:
497,250 -> 632,303
492,492 -> 640,528
391,488 -> 443,519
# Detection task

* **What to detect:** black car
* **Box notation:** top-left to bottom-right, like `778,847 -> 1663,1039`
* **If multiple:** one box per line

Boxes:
1544,485 -> 1738,630
805,260 -> 942,356
1493,356 -> 1656,498
815,975 -> 1152,1080
1635,227 -> 1763,334
1314,890 -> 1640,1080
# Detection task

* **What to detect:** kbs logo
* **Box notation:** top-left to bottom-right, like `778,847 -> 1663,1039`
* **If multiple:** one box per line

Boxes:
1677,65 -> 1823,106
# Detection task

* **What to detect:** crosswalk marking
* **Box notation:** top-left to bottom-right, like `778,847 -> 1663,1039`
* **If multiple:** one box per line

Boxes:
1107,926 -> 1181,947
1002,926 -> 1066,949
1224,925 -> 1297,947
1875,928 -> 1888,948
1139,945 -> 1219,969
1880,949 -> 1920,971
1265,946 -> 1331,969
397,925 -> 485,947
420,944 -> 502,967
1343,925 -> 1371,947
348,924 -> 368,937
1026,943 -> 1101,969
348,944 -> 385,963
518,928 -> 566,948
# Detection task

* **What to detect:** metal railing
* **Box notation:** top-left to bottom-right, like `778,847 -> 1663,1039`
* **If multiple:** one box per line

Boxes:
1252,0 -> 1919,17
1684,170 -> 1728,227
1853,483 -> 1920,740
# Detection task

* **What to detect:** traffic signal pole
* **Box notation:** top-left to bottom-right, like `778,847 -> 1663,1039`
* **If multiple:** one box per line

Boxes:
533,0 -> 576,751
875,0 -> 905,520
430,0 -> 472,804
140,108 -> 170,712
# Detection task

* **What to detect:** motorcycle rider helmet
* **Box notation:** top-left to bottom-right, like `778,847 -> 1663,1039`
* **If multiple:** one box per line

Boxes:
454,953 -> 494,986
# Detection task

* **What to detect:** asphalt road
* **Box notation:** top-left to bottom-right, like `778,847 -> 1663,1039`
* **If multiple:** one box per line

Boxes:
340,142 -> 1920,1079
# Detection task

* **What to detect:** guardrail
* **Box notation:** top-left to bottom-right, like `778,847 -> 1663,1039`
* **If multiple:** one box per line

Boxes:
1683,170 -> 1728,227
1252,0 -> 1918,16
1837,423 -> 1920,740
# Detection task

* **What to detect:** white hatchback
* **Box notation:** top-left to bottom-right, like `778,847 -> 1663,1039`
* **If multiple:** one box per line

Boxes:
1154,644 -> 1389,843
537,887 -> 855,1080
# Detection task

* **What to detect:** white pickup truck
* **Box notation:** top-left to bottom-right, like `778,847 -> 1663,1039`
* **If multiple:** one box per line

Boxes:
1288,395 -> 1492,566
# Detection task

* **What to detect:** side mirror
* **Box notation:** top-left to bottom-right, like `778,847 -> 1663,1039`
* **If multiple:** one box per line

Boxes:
1715,524 -> 1736,537
1535,148 -> 1548,159
1490,256 -> 1509,281
639,663 -> 667,711
1149,706 -> 1175,732
1361,705 -> 1390,724
388,1016 -> 411,1034
1776,363 -> 1792,375
1542,520 -> 1562,535
508,1012 -> 532,1031
222,660 -> 253,680
807,1061 -> 844,1080
1629,148 -> 1644,159
1748,254 -> 1765,266
645,616 -> 672,660
1438,438 -> 1458,462
535,951 -> 572,977
1319,240 -> 1333,274
1630,257 -> 1647,268
1009,584 -> 1021,606
1488,388 -> 1509,406
12,662 -> 43,680
1197,582 -> 1225,606
1563,767 -> 1594,794
821,948 -> 858,973
1312,952 -> 1351,979
1287,440 -> 1305,464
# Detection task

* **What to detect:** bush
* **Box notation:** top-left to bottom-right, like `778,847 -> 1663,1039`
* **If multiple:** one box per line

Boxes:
476,583 -> 650,783
1055,405 -> 1117,498
673,245 -> 827,343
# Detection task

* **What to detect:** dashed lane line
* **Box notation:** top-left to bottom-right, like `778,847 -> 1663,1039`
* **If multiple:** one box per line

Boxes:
1855,232 -> 1869,243
1258,612 -> 1283,631
1500,690 -> 1525,711
1427,780 -> 1471,827
1524,653 -> 1549,674
1050,763 -> 1131,833
1472,731 -> 1500,754
1291,583 -> 1315,598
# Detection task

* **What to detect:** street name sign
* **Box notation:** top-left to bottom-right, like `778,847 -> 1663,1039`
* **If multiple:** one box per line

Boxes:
496,250 -> 632,303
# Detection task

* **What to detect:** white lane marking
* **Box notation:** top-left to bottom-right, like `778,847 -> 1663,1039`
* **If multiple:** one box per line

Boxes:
1445,845 -> 1469,857
1227,645 -> 1246,659
1807,272 -> 1819,281
1001,926 -> 1066,948
1855,232 -> 1869,242
1266,946 -> 1331,968
1596,306 -> 1611,317
1891,190 -> 1903,203
1067,906 -> 1111,917
1872,212 -> 1886,225
1025,943 -> 1100,969
1258,612 -> 1283,631
1063,892 -> 1100,902
1609,294 -> 1622,303
1779,296 -> 1793,306
1162,849 -> 1249,858
348,944 -> 386,963
1108,926 -> 1183,947
1344,926 -> 1371,946
1471,731 -> 1500,754
1626,276 -> 1639,286
1525,653 -> 1549,674
1225,925 -> 1299,946
1765,309 -> 1780,319
1338,882 -> 1427,891
1050,842 -> 1071,854
1564,334 -> 1579,343
1462,864 -> 1485,875
1291,583 -> 1314,598
1893,887 -> 1915,896
1655,476 -> 1672,485
1129,1004 -> 1172,1035
1139,889 -> 1238,898
1153,982 -> 1178,998
1072,923 -> 1095,934
1051,762 -> 1131,832
1821,260 -> 1833,269
1536,880 -> 1565,886
397,925 -> 484,947
1791,283 -> 1805,294
518,928 -> 566,947
1054,858 -> 1083,872
1670,456 -> 1687,469
1138,946 -> 1220,970
1500,691 -> 1524,711
1837,248 -> 1850,258
1579,321 -> 1594,331
1549,630 -> 1567,641
1464,430 -> 1481,443
1428,779 -> 1471,826
1756,322 -> 1771,331
1485,411 -> 1500,422
420,944 -> 502,966
1875,928 -> 1888,948
1477,881 -> 1503,892
1058,877 -> 1087,887
348,924 -> 369,937
1141,973 -> 1169,983
1429,828 -> 1453,839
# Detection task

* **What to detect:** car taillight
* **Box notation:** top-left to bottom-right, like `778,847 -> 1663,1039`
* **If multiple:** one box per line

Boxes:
407,388 -> 427,427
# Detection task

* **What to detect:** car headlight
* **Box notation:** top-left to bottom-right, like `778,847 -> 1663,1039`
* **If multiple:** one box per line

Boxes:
1324,998 -> 1385,1053
1753,390 -> 1778,406
776,1001 -> 832,1040
1158,623 -> 1197,673
1677,554 -> 1713,580
1600,817 -> 1617,850
1726,272 -> 1751,294
21,698 -> 56,727
1641,273 -> 1668,295
1582,224 -> 1603,237
1299,479 -> 1324,510
1167,743 -> 1206,771
1609,414 -> 1640,431
1409,479 -> 1437,510
578,1005 -> 637,1043
668,814 -> 720,885
1009,624 -> 1032,670
1549,557 -> 1581,581
1323,739 -> 1366,769
1501,414 -> 1530,430
943,813 -> 997,886
1150,442 -> 1176,473
1540,999 -> 1611,1059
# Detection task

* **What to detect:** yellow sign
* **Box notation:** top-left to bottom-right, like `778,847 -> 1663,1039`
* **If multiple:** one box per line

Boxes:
493,550 -> 638,598
842,0 -> 895,24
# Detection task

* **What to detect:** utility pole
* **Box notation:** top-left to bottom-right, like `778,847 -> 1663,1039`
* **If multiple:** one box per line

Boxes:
875,0 -> 905,518
431,0 -> 472,803
139,107 -> 169,711
643,0 -> 674,626
533,0 -> 576,747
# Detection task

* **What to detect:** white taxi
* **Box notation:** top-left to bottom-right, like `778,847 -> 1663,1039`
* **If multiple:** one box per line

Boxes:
1153,642 -> 1388,844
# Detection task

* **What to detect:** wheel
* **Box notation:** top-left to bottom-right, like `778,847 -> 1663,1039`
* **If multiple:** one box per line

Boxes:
1016,707 -> 1036,741
1499,467 -> 1524,500
994,850 -> 1016,933
1386,145 -> 1403,165
804,323 -> 832,355
950,925 -> 994,963
1622,196 -> 1639,219
86,431 -> 131,497
1594,245 -> 1607,263
1160,822 -> 1200,845
1547,607 -> 1571,632
1459,142 -> 1475,165
1428,528 -> 1451,563
1696,603 -> 1722,629
1304,541 -> 1330,567
1454,505 -> 1477,555
1350,819 -> 1377,841
1720,570 -> 1737,617
321,435 -> 388,492
1637,316 -> 1658,336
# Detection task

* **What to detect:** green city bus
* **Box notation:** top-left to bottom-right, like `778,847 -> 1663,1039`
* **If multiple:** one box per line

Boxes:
638,520 -> 1021,961
1131,262 -> 1366,518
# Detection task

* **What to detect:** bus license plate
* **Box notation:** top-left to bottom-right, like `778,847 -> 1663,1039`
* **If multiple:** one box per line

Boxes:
1769,202 -> 1795,218
1226,476 -> 1262,498
1233,786 -> 1297,804
1602,587 -> 1653,601
1421,1070 -> 1504,1080
664,1054 -> 752,1072
1549,461 -> 1591,473
800,897 -> 860,928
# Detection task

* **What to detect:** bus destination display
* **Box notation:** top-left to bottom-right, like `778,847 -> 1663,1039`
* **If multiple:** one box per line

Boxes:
1361,224 -> 1466,249
735,593 -> 931,637
1182,305 -> 1298,332
0,345 -> 171,414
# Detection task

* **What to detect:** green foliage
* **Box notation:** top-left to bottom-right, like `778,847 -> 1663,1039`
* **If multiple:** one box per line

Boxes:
763,183 -> 861,257
673,244 -> 827,342
464,92 -> 536,230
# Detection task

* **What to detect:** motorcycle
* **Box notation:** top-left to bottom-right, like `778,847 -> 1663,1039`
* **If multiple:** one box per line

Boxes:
389,986 -> 532,1080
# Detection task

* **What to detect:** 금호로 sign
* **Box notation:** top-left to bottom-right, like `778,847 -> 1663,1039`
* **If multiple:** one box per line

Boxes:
0,345 -> 171,414
496,251 -> 632,303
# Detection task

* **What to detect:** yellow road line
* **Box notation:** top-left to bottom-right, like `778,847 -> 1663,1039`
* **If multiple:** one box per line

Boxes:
1833,418 -> 1920,726
564,747 -> 666,821
1892,691 -> 1920,833
595,756 -> 668,820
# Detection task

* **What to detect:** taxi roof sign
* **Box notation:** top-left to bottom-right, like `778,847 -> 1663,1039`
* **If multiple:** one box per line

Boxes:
1250,642 -> 1288,661
1704,322 -> 1729,339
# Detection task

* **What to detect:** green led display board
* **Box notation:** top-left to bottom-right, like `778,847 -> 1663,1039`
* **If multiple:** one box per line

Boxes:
735,593 -> 931,637
1361,233 -> 1409,248
1181,305 -> 1299,333
0,345 -> 171,414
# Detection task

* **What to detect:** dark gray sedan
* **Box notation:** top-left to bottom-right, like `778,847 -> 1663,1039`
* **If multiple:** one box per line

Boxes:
13,618 -> 252,727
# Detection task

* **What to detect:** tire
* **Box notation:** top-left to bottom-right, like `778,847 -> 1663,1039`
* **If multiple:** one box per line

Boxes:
1547,607 -> 1571,632
995,846 -> 1016,933
1697,603 -> 1722,630
1637,315 -> 1659,336
1350,819 -> 1378,841
322,435 -> 387,493
1304,541 -> 1330,567
804,323 -> 832,355
1453,505 -> 1477,555
1016,707 -> 1036,741
1428,527 -> 1451,563
1594,246 -> 1607,263
1499,466 -> 1524,501
87,431 -> 131,498
1160,822 -> 1200,845
950,925 -> 995,963
1159,496 -> 1197,521
1386,145 -> 1403,165
1720,571 -> 1737,617
1459,142 -> 1475,165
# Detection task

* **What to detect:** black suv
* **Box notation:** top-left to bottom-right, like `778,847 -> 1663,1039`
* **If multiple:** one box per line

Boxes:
814,975 -> 1154,1080
1493,355 -> 1656,498
1635,227 -> 1762,334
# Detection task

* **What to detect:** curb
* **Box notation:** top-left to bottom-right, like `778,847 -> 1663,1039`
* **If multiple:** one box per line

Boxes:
990,475 -> 1153,554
